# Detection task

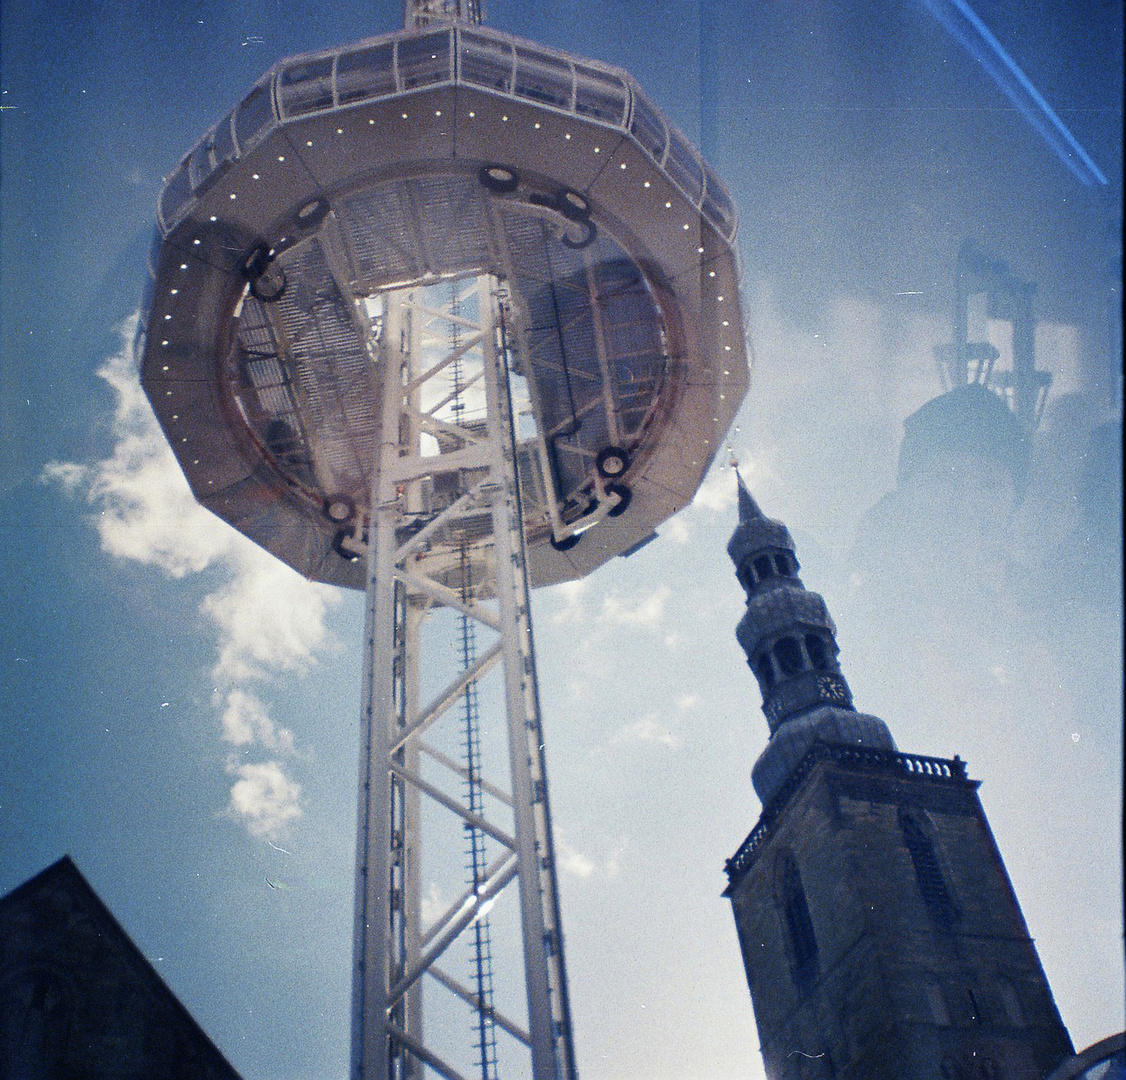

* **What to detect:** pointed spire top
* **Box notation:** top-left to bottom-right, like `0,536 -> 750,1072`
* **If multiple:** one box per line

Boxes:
736,468 -> 765,524
727,471 -> 795,568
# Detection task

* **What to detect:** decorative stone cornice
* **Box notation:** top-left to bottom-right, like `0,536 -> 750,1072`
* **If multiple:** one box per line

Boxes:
723,743 -> 972,893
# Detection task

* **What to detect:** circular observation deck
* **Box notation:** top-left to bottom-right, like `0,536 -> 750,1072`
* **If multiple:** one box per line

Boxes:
138,24 -> 749,590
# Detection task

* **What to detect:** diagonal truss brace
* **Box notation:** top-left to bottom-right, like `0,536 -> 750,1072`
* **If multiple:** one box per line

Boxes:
389,854 -> 519,1004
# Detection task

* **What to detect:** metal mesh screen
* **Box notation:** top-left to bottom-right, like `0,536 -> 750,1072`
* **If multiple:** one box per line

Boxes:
235,241 -> 378,497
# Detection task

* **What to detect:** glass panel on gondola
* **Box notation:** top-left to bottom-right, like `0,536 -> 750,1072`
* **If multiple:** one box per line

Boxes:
158,159 -> 194,231
458,30 -> 513,93
234,81 -> 277,154
664,129 -> 705,207
212,113 -> 237,171
628,89 -> 668,164
397,30 -> 454,90
279,55 -> 336,117
701,171 -> 736,241
188,135 -> 217,193
514,47 -> 572,110
336,41 -> 397,104
573,62 -> 628,125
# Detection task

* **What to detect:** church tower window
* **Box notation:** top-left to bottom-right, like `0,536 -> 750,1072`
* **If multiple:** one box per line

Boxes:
926,980 -> 951,1025
751,651 -> 776,691
737,564 -> 755,593
774,636 -> 804,677
805,633 -> 830,670
775,550 -> 799,577
899,809 -> 958,926
777,853 -> 818,988
999,978 -> 1024,1026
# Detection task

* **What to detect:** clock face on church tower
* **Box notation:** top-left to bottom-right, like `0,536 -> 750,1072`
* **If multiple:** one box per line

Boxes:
817,675 -> 849,704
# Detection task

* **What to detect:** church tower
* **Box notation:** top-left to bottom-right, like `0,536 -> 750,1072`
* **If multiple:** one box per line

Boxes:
723,476 -> 1073,1080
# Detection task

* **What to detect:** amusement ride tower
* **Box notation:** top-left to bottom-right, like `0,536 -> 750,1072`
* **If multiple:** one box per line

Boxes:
137,1 -> 748,1077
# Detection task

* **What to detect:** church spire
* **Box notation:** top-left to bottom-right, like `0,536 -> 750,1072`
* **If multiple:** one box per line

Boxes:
728,475 -> 896,805
735,469 -> 763,523
723,474 -> 1075,1080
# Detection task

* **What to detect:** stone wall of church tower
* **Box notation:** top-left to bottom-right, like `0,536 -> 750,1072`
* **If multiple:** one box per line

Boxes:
726,746 -> 1073,1080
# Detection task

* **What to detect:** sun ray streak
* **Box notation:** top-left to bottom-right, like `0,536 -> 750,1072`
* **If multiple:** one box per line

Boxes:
923,0 -> 1107,186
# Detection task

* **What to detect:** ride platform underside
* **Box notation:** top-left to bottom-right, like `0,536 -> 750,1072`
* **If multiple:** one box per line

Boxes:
138,22 -> 747,591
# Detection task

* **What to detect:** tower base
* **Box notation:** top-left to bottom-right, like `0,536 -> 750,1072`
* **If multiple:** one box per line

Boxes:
726,743 -> 1073,1080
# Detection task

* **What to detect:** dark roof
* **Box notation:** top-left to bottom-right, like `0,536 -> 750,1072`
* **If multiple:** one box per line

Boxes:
0,855 -> 243,1079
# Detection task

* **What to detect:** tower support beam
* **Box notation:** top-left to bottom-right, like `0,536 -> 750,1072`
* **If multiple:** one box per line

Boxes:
351,277 -> 577,1080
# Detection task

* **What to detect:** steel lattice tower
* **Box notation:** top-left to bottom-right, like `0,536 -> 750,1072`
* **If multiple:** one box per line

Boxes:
138,2 -> 748,1076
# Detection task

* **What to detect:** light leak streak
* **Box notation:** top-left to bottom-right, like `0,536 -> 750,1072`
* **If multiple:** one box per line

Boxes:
922,0 -> 1108,186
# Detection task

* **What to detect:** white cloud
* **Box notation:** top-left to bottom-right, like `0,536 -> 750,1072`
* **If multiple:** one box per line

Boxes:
227,761 -> 302,838
548,580 -> 680,643
990,665 -> 1011,687
420,883 -> 452,930
40,315 -> 340,841
203,548 -> 339,686
677,693 -> 700,711
39,460 -> 88,495
94,438 -> 234,577
605,839 -> 627,878
691,466 -> 740,513
547,579 -> 589,625
690,452 -> 778,515
599,585 -> 671,628
557,841 -> 596,880
661,515 -> 692,545
42,320 -> 240,577
220,688 -> 295,754
555,836 -> 629,881
611,714 -> 680,749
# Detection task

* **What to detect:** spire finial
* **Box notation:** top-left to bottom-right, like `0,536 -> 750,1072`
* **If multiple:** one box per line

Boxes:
735,468 -> 764,524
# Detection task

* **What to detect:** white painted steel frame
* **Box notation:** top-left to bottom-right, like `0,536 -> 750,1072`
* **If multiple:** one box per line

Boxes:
352,278 -> 577,1080
405,0 -> 481,29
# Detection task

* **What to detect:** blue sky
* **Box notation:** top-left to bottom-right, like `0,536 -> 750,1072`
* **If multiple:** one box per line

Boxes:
1,1 -> 1122,1078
